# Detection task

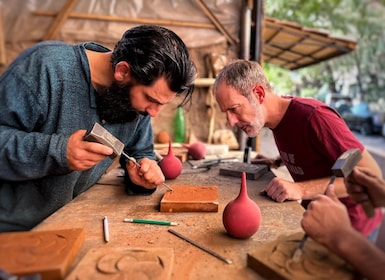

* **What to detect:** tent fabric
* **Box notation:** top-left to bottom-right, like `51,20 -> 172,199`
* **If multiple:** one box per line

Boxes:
0,0 -> 356,70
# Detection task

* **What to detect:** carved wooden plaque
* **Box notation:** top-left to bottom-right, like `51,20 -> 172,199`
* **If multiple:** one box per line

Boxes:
66,247 -> 174,280
247,232 -> 355,280
0,228 -> 85,279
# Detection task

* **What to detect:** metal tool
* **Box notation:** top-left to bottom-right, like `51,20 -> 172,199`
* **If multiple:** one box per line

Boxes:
187,157 -> 239,170
168,229 -> 232,264
292,175 -> 336,262
331,148 -> 362,178
243,146 -> 251,163
292,148 -> 366,262
84,122 -> 173,192
291,232 -> 308,262
331,148 -> 373,217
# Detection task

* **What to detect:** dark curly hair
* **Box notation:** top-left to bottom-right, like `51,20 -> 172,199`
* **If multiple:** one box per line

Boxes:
111,25 -> 196,106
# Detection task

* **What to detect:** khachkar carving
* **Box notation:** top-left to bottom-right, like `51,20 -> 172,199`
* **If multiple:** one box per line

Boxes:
247,233 -> 356,280
66,247 -> 174,280
0,228 -> 85,279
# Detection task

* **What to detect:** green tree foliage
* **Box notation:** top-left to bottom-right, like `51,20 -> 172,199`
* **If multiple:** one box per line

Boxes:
264,0 -> 385,102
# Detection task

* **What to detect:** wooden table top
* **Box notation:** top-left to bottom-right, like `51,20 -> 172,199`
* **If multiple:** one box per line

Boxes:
34,163 -> 304,280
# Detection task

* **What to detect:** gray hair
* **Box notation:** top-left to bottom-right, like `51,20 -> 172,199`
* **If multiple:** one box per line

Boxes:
213,60 -> 272,98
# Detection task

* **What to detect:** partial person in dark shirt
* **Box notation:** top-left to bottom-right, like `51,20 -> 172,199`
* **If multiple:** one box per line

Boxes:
213,59 -> 382,239
0,25 -> 196,232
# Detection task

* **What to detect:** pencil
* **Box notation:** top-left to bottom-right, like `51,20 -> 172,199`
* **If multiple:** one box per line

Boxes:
123,218 -> 178,226
103,216 -> 110,242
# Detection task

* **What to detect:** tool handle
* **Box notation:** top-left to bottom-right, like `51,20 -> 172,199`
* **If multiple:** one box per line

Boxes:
292,234 -> 307,262
361,201 -> 375,218
345,174 -> 375,218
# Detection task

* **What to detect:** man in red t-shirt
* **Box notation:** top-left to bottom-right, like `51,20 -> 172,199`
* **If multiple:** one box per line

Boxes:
213,59 -> 383,239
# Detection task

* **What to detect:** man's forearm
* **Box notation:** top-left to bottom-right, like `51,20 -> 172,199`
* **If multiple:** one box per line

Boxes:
333,230 -> 385,280
300,177 -> 348,200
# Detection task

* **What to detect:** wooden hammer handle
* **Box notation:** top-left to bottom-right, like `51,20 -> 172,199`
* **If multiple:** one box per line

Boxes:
332,149 -> 375,217
361,200 -> 375,218
346,177 -> 375,217
347,174 -> 375,218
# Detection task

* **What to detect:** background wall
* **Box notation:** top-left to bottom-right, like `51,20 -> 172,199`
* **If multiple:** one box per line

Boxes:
0,0 -> 245,145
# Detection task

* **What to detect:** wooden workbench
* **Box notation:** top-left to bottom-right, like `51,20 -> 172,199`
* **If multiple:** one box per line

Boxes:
33,163 -> 304,279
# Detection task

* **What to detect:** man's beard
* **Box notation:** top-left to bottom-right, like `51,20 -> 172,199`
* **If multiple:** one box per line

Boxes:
95,82 -> 147,123
243,96 -> 265,137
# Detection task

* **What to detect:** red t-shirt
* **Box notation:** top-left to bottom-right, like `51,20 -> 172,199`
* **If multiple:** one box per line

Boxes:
272,96 -> 382,237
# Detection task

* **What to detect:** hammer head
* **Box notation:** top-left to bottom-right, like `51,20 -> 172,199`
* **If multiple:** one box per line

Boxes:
331,148 -> 362,178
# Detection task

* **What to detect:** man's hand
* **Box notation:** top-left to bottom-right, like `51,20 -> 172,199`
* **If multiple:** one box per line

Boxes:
67,130 -> 113,170
126,158 -> 165,189
261,177 -> 302,202
251,154 -> 281,168
301,185 -> 353,249
346,167 -> 385,208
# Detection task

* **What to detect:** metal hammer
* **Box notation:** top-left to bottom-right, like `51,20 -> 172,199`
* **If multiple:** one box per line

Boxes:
331,148 -> 374,218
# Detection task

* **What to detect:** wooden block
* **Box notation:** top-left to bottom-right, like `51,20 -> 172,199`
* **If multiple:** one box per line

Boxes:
0,228 -> 85,280
219,162 -> 268,180
247,232 -> 355,280
160,185 -> 218,212
159,147 -> 188,162
66,247 -> 174,280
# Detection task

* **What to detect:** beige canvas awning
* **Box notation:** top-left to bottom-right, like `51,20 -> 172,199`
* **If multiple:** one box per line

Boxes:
2,1 -> 357,71
262,16 -> 357,70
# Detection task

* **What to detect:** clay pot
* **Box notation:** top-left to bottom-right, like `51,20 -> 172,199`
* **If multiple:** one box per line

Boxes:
159,141 -> 182,179
156,130 -> 170,144
183,141 -> 206,160
222,172 -> 262,239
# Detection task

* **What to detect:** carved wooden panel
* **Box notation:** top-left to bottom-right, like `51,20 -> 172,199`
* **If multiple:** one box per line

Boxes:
247,232 -> 355,280
0,228 -> 85,279
66,247 -> 174,280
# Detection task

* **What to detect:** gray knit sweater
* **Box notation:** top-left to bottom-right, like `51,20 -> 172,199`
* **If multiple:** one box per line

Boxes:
0,41 -> 155,232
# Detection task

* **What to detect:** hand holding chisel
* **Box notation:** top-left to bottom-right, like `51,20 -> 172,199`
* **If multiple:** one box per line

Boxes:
84,122 -> 173,192
292,148 -> 367,262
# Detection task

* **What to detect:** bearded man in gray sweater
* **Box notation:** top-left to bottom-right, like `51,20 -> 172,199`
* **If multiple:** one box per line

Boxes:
0,25 -> 196,232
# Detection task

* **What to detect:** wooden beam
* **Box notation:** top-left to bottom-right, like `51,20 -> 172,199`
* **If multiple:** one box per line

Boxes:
195,0 -> 238,45
250,0 -> 265,153
33,10 -> 216,30
42,0 -> 79,40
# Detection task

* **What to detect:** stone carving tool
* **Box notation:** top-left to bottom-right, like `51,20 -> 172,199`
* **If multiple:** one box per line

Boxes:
84,122 -> 173,192
186,157 -> 238,170
292,148 -> 368,262
168,229 -> 232,264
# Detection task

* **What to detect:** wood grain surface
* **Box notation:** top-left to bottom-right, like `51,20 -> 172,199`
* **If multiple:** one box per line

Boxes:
33,163 -> 304,280
0,228 -> 85,279
160,185 -> 218,212
247,233 -> 355,280
66,247 -> 174,280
